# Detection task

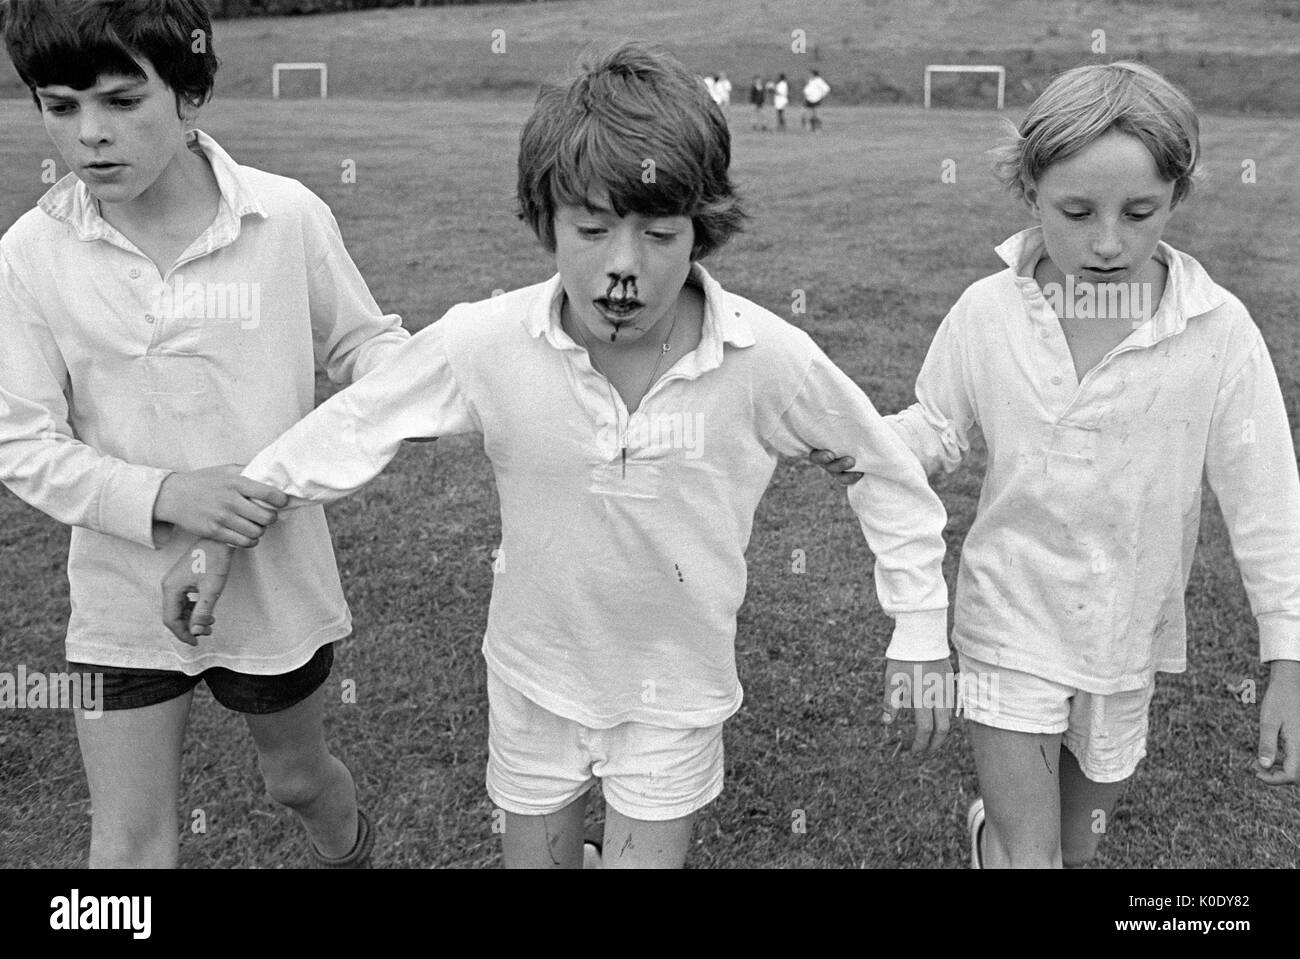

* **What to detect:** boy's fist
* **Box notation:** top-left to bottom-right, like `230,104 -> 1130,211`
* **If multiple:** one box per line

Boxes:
153,464 -> 289,548
1256,659 -> 1300,785
882,658 -> 954,755
162,539 -> 235,644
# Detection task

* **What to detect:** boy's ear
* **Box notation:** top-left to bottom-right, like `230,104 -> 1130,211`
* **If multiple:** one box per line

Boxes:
176,92 -> 201,128
1023,182 -> 1042,219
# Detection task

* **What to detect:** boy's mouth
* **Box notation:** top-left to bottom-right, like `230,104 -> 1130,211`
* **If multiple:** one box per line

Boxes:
594,297 -> 645,322
83,162 -> 126,179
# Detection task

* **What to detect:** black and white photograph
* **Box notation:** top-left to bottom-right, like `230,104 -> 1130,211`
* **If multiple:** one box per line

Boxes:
0,0 -> 1295,932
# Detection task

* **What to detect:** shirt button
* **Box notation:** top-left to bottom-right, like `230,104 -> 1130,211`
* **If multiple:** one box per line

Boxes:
129,268 -> 141,279
145,314 -> 156,324
1050,375 -> 1062,386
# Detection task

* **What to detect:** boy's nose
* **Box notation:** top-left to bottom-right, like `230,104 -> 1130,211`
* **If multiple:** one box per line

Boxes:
77,108 -> 112,146
1092,224 -> 1123,259
606,274 -> 638,301
604,231 -> 642,278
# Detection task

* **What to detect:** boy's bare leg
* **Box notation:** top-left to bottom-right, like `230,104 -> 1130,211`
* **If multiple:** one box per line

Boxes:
601,807 -> 695,869
1057,745 -> 1125,868
244,685 -> 359,859
501,792 -> 588,868
75,691 -> 193,868
969,722 -> 1064,868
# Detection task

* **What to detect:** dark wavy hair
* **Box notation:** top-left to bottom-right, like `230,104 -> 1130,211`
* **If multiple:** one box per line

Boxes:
517,41 -> 747,261
2,0 -> 219,113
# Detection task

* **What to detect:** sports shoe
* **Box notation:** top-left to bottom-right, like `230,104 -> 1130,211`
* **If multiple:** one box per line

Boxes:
583,823 -> 603,869
311,808 -> 374,869
967,798 -> 985,869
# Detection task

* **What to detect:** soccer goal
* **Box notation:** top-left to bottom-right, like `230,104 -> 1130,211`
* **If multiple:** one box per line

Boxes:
272,62 -> 328,99
923,64 -> 1005,109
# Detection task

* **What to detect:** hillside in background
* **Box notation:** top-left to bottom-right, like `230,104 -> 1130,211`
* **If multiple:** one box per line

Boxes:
1,0 -> 1298,112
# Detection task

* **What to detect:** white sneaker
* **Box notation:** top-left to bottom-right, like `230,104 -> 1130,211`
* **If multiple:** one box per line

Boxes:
583,841 -> 603,869
967,798 -> 986,869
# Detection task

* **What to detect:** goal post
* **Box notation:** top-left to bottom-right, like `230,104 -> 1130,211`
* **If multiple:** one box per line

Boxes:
272,62 -> 328,99
923,64 -> 1005,109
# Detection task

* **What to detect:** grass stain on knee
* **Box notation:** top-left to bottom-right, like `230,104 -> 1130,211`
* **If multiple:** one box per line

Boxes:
1040,743 -> 1055,776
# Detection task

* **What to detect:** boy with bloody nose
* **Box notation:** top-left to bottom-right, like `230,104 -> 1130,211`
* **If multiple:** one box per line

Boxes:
163,41 -> 954,868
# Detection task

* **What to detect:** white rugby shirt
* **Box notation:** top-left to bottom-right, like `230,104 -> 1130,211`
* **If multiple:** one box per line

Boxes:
243,264 -> 951,727
888,228 -> 1300,692
0,130 -> 409,672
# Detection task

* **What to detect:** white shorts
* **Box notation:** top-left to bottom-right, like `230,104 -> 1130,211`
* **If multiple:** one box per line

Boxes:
957,652 -> 1156,783
485,669 -> 725,822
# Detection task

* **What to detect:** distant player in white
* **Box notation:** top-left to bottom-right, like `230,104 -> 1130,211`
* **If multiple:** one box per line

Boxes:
802,69 -> 830,132
774,73 -> 789,130
715,72 -> 732,108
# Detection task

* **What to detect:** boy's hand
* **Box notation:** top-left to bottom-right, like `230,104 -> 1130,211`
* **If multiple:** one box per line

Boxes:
882,658 -> 954,754
809,449 -> 863,486
153,464 -> 290,548
162,539 -> 235,644
1255,659 -> 1300,785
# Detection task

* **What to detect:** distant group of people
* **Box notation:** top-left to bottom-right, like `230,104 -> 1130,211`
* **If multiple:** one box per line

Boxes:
704,70 -> 830,132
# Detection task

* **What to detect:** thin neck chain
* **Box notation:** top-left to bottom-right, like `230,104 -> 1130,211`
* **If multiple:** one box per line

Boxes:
572,301 -> 681,410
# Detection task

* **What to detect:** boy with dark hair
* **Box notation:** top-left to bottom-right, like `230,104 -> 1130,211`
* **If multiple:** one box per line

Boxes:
0,0 -> 409,867
165,41 -> 954,869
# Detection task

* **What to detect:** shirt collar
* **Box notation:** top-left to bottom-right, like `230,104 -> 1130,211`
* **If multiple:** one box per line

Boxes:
524,261 -> 757,362
994,226 -> 1226,341
37,128 -> 268,246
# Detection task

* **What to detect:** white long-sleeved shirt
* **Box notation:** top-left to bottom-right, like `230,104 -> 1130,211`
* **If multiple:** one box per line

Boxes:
803,76 -> 830,104
887,228 -> 1300,693
0,130 -> 409,672
243,264 -> 950,728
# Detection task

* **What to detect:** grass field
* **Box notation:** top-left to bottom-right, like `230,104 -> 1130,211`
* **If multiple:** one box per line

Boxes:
1,0 -> 1298,111
0,87 -> 1296,868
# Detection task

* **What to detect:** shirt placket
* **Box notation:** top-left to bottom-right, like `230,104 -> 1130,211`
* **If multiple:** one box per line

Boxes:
562,332 -> 713,479
91,207 -> 236,351
1026,281 -> 1151,421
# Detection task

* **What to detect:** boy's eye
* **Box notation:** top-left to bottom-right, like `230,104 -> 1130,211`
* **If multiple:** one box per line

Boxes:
43,102 -> 76,115
648,231 -> 678,241
1127,210 -> 1154,221
576,226 -> 606,238
111,98 -> 143,109
1062,210 -> 1090,220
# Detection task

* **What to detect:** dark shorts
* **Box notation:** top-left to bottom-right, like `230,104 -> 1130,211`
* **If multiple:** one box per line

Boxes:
67,643 -> 334,714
